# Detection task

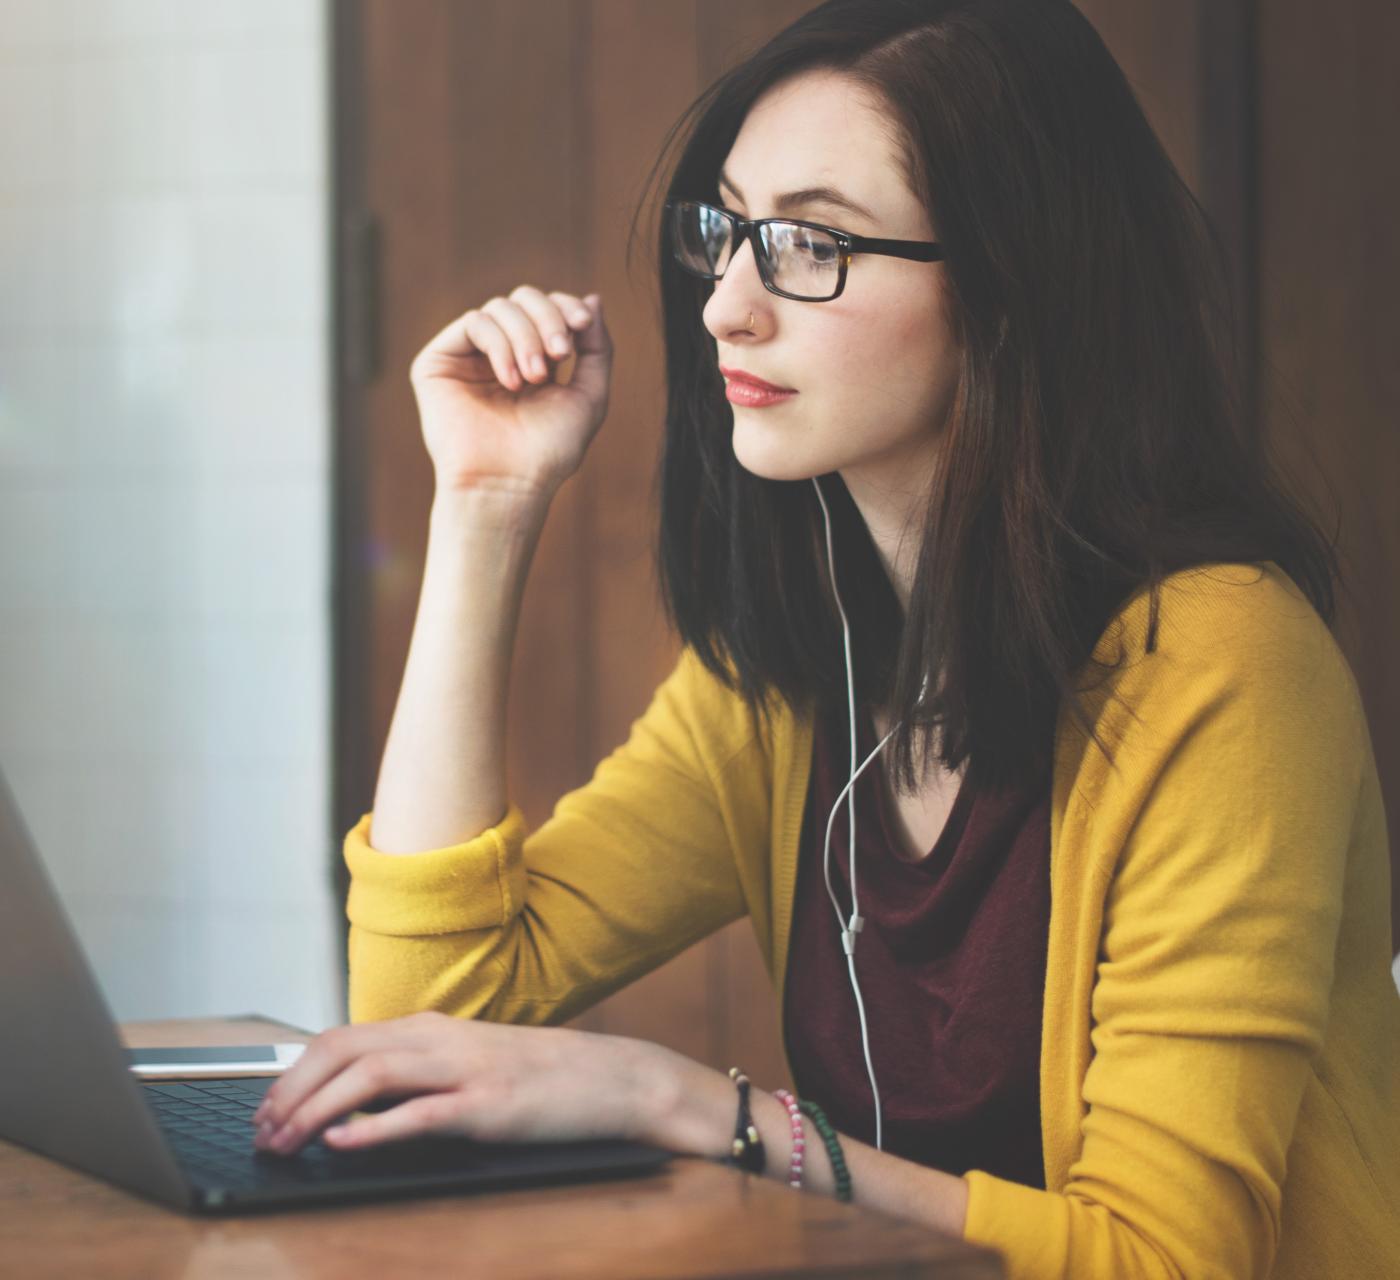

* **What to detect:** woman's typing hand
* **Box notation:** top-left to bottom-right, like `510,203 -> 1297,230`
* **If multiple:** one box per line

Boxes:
250,1010 -> 666,1154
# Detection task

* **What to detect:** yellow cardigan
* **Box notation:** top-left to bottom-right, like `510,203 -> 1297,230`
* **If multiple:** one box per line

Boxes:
343,560 -> 1400,1278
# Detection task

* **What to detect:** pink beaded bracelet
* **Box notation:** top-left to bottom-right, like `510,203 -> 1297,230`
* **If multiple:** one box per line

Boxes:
772,1088 -> 805,1189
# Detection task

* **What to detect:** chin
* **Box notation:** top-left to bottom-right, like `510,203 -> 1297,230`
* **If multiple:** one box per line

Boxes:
731,415 -> 832,483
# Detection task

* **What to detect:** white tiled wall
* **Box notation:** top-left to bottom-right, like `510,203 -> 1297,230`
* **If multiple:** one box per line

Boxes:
0,0 -> 339,1030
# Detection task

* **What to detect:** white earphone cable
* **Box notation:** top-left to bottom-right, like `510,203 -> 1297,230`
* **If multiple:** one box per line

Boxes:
810,475 -> 891,1150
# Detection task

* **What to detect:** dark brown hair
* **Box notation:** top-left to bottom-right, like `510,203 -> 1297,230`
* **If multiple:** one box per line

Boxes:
634,0 -> 1341,792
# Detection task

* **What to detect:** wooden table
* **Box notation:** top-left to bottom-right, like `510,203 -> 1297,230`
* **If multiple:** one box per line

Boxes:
0,1015 -> 1005,1279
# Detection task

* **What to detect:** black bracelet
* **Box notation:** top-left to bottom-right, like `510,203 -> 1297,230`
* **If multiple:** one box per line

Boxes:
718,1067 -> 766,1174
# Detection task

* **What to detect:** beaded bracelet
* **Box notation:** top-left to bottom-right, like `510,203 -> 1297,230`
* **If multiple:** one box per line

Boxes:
720,1067 -> 766,1174
798,1100 -> 852,1202
771,1088 -> 805,1189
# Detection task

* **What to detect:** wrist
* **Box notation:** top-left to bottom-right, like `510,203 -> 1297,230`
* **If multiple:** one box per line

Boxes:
629,1041 -> 732,1155
430,482 -> 552,535
631,1047 -> 807,1187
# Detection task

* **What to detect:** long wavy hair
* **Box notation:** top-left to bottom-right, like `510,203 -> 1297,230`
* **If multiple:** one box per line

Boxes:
630,0 -> 1341,793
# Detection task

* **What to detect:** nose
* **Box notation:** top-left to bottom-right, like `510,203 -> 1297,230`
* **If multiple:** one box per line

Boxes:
702,230 -> 770,339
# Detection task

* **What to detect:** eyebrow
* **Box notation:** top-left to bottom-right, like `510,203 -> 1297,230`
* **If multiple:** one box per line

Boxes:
716,167 -> 876,223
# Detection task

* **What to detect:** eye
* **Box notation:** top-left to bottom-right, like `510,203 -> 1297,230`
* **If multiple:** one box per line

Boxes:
796,230 -> 839,261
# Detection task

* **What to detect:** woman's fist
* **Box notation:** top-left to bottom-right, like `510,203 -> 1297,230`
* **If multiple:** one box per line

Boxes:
409,286 -> 613,502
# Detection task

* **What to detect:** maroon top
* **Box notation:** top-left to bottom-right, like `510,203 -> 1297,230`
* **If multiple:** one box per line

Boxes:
782,699 -> 1052,1187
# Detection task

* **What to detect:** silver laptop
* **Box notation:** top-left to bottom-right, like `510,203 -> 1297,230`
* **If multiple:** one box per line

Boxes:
0,764 -> 672,1213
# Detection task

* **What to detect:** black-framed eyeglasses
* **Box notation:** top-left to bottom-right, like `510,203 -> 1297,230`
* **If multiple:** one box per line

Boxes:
664,198 -> 943,302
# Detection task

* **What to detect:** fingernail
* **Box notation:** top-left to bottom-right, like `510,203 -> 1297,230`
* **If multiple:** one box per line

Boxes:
549,335 -> 569,356
530,355 -> 546,376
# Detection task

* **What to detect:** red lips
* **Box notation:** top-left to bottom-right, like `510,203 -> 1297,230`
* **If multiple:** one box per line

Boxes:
719,365 -> 797,393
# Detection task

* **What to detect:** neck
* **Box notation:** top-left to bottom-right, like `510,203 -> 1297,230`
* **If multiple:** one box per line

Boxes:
838,460 -> 934,614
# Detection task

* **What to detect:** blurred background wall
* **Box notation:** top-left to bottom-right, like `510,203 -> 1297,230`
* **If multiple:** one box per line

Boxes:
0,0 -> 339,1030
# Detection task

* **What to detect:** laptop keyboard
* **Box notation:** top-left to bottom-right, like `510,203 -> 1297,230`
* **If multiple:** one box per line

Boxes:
144,1079 -> 351,1186
142,1076 -> 674,1204
144,1078 -> 514,1190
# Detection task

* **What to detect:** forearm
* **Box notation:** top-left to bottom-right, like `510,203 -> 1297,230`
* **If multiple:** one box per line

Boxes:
369,487 -> 549,854
638,1044 -> 969,1238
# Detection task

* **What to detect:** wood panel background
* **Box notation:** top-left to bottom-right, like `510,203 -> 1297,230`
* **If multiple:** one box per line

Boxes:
1255,0 -> 1400,953
329,0 -> 1399,1101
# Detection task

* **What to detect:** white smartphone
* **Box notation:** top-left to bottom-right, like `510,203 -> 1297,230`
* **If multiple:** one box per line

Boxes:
126,1043 -> 306,1078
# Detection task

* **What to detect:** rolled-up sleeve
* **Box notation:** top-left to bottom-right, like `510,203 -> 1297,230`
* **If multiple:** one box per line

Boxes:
343,646 -> 751,1027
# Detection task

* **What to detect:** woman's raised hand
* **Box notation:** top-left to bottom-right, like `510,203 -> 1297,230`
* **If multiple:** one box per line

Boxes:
408,286 -> 613,502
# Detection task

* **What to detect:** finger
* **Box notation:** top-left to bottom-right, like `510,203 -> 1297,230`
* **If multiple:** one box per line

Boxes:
417,306 -> 496,365
549,290 -> 596,332
413,307 -> 522,390
257,1049 -> 451,1154
508,284 -> 577,364
323,1091 -> 466,1150
255,1012 -> 453,1128
457,309 -> 523,390
565,293 -> 612,404
481,295 -> 551,385
254,1022 -> 399,1129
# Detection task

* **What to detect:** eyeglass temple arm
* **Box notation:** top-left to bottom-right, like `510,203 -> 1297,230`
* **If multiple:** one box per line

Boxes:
847,233 -> 944,262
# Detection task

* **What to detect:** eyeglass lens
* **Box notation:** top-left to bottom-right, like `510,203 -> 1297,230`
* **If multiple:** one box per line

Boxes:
670,200 -> 841,300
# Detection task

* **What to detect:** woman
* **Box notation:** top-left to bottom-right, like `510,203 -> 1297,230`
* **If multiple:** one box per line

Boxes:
252,1 -> 1400,1274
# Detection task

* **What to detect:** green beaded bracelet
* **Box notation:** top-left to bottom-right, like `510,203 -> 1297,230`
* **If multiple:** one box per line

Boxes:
797,1100 -> 852,1203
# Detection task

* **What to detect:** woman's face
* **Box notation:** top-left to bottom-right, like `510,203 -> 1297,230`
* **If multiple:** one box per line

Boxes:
702,69 -> 959,502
